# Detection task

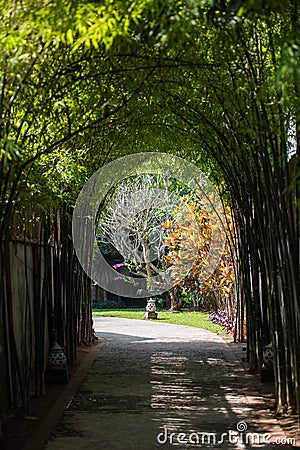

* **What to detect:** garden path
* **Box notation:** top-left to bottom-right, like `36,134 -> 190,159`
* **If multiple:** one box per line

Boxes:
43,317 -> 293,450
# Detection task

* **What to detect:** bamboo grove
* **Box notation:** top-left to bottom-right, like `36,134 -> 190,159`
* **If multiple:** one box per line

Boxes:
0,0 -> 299,430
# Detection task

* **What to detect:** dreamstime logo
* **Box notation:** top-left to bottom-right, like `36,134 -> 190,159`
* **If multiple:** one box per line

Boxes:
156,422 -> 296,447
236,421 -> 248,432
72,152 -> 226,298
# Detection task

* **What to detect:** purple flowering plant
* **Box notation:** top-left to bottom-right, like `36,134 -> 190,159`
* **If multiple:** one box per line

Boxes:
209,309 -> 234,334
113,262 -> 125,269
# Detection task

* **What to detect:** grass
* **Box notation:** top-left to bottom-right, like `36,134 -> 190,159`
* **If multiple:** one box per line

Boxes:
93,308 -> 225,335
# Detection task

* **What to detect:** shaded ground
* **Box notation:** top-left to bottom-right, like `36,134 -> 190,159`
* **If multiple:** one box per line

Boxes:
42,317 -> 298,449
2,346 -> 96,450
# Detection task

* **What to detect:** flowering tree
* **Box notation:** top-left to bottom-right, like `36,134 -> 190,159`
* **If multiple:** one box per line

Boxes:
98,174 -> 177,291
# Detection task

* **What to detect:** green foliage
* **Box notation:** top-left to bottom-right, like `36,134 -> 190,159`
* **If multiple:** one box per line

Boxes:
92,298 -> 126,309
39,148 -> 89,207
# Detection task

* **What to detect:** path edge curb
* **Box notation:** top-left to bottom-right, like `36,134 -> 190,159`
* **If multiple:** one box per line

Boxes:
20,339 -> 107,450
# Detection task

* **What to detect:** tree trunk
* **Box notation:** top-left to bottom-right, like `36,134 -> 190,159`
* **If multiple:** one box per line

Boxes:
169,285 -> 181,311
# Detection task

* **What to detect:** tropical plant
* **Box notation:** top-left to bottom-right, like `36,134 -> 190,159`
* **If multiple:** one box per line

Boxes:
163,196 -> 234,312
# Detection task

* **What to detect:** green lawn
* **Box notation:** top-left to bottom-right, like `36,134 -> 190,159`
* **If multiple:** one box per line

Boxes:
93,309 -> 225,335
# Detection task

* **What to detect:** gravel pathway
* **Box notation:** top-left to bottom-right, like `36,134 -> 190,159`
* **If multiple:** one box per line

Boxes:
44,317 -> 291,449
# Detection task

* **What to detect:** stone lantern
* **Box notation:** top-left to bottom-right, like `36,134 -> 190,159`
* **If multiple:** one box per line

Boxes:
263,342 -> 273,367
47,342 -> 69,382
144,297 -> 158,320
261,342 -> 274,382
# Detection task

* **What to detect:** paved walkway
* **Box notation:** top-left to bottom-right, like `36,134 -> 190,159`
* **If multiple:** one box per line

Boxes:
43,317 -> 293,449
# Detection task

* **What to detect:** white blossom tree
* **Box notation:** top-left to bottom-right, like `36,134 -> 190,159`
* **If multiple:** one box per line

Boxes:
98,174 -> 178,288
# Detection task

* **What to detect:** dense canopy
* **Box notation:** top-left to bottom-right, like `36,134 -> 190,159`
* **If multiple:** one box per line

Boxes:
0,0 -> 299,428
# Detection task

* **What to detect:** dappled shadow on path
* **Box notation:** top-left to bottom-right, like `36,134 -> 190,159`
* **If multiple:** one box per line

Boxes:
44,319 -> 292,450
